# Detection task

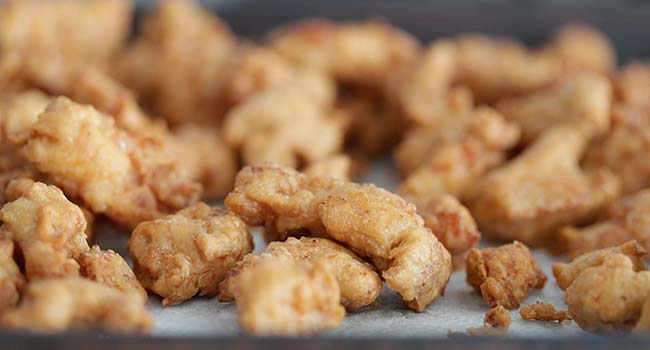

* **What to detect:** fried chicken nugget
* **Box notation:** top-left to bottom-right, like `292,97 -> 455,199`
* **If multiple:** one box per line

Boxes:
466,242 -> 547,309
496,73 -> 611,143
552,241 -> 646,291
0,0 -> 131,62
22,98 -> 201,229
467,126 -> 620,246
584,104 -> 650,195
115,0 -> 235,125
303,155 -> 352,181
564,253 -> 650,332
0,181 -> 89,279
129,202 -> 252,306
223,85 -> 344,168
1,277 -> 152,334
634,297 -> 650,333
0,239 -> 25,313
542,24 -> 615,74
232,257 -> 345,336
403,194 -> 480,268
560,190 -> 650,260
220,237 -> 382,309
520,301 -> 570,322
396,106 -> 520,199
78,246 -> 147,301
614,61 -> 650,114
225,164 -> 452,312
453,34 -> 560,103
466,305 -> 511,336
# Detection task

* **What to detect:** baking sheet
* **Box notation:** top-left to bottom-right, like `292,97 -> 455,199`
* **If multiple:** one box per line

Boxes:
94,160 -> 582,337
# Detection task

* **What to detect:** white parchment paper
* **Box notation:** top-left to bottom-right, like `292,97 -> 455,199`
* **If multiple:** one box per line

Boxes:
95,160 -> 583,337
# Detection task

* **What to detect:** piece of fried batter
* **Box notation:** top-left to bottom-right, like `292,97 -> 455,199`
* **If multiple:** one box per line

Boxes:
225,164 -> 452,311
466,305 -> 511,336
129,202 -> 252,306
467,126 -> 620,246
496,73 -> 611,143
0,0 -> 131,62
0,239 -> 25,313
223,86 -> 344,168
78,245 -> 147,301
542,24 -> 615,74
0,181 -> 89,279
564,253 -> 650,332
220,237 -> 382,309
233,257 -> 345,336
1,277 -> 152,334
115,0 -> 235,125
584,104 -> 650,195
396,106 -> 520,199
403,193 -> 480,268
552,241 -> 647,291
453,34 -> 560,103
520,301 -> 570,322
466,241 -> 547,309
561,190 -> 650,260
22,98 -> 201,229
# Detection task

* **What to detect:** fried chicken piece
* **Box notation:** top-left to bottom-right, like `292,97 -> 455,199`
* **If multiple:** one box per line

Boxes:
496,73 -> 612,143
552,241 -> 647,291
584,104 -> 650,195
615,61 -> 650,114
303,155 -> 351,181
220,237 -> 382,309
1,277 -> 152,334
129,202 -> 252,306
396,106 -> 520,199
565,253 -> 650,332
269,19 -> 419,89
223,86 -> 344,168
0,181 -> 89,279
115,0 -> 235,125
22,98 -> 200,229
466,242 -> 547,309
0,239 -> 25,313
561,190 -> 650,259
543,24 -> 615,74
403,194 -> 480,268
0,0 -> 131,62
232,257 -> 345,336
78,246 -> 147,301
634,297 -> 650,333
467,126 -> 620,246
466,305 -> 511,336
520,301 -> 570,322
225,164 -> 452,311
453,34 -> 560,103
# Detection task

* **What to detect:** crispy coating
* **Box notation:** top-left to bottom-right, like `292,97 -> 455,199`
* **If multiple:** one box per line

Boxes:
223,86 -> 344,168
0,239 -> 25,313
0,0 -> 131,62
560,190 -> 650,260
115,0 -> 235,125
634,297 -> 650,333
220,237 -> 382,309
403,193 -> 480,267
584,104 -> 650,195
225,164 -> 452,311
78,245 -> 147,301
564,253 -> 650,332
129,202 -> 253,306
466,305 -> 511,336
0,181 -> 89,279
303,155 -> 352,181
233,257 -> 345,336
466,242 -> 547,309
396,106 -> 520,199
1,277 -> 152,334
496,73 -> 612,143
615,61 -> 650,114
453,34 -> 560,103
552,241 -> 647,291
22,98 -> 201,229
520,301 -> 570,322
467,126 -> 620,246
543,24 -> 615,74
269,19 -> 419,89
